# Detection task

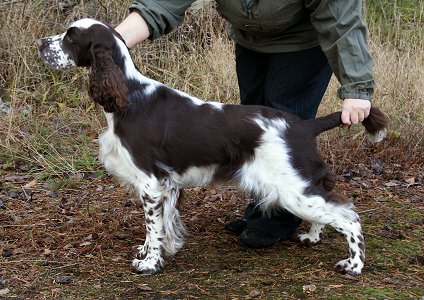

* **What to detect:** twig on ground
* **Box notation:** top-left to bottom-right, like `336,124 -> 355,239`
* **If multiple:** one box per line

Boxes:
358,208 -> 381,214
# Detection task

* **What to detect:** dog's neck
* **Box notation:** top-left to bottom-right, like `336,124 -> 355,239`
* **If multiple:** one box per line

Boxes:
112,36 -> 162,103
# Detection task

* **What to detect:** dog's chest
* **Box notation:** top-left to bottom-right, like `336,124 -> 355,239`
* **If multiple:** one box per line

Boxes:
98,113 -> 151,192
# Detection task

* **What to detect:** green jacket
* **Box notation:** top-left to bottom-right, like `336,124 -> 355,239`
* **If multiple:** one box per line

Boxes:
130,0 -> 374,100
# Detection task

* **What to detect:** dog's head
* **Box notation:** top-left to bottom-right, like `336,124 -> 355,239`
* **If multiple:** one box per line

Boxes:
37,18 -> 128,112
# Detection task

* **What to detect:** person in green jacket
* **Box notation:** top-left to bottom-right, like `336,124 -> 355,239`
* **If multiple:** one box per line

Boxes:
116,0 -> 374,248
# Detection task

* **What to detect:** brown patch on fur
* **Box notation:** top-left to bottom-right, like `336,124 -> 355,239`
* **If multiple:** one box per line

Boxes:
323,171 -> 336,191
326,190 -> 349,204
132,246 -> 146,260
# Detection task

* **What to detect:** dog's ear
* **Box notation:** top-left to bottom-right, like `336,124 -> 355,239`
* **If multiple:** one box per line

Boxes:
88,43 -> 128,112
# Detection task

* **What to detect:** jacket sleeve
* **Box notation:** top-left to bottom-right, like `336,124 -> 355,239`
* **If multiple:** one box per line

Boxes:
306,0 -> 374,100
129,0 -> 196,40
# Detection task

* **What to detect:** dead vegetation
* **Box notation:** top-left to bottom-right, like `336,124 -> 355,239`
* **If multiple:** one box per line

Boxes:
1,141 -> 423,299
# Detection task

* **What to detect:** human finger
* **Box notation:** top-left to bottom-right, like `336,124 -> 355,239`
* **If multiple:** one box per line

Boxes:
358,109 -> 365,123
364,107 -> 370,118
350,111 -> 359,125
341,109 -> 351,125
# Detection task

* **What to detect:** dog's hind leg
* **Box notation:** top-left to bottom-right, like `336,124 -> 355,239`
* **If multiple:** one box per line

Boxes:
276,195 -> 365,275
330,210 -> 365,275
132,177 -> 186,274
316,205 -> 364,275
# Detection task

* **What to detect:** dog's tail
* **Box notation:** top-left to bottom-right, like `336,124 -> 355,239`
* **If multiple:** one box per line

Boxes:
306,107 -> 389,142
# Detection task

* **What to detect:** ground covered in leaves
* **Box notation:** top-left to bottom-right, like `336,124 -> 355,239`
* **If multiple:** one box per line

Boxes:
1,137 -> 423,299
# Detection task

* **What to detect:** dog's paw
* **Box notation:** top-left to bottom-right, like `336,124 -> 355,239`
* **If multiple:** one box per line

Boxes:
132,258 -> 163,275
297,233 -> 321,246
335,258 -> 363,275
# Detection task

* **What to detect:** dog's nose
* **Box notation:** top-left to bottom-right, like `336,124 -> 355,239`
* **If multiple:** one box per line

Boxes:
36,39 -> 46,51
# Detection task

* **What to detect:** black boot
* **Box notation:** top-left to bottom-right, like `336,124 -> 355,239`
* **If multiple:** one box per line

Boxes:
226,203 -> 302,248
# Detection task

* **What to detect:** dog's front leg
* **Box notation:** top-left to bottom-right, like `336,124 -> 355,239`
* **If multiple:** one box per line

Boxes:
132,192 -> 166,275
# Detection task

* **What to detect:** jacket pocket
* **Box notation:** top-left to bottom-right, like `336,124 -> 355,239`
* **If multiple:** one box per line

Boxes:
216,0 -> 303,33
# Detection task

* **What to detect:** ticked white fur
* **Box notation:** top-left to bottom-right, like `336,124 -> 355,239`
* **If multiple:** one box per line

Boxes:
40,33 -> 76,69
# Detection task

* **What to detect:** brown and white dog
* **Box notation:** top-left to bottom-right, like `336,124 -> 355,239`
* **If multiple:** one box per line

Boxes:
38,18 -> 388,275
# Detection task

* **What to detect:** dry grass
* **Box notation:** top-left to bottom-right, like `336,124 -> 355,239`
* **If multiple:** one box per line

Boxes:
367,0 -> 424,140
319,0 -> 424,142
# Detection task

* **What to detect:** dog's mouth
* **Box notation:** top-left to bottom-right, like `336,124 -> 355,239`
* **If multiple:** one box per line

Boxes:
37,36 -> 76,70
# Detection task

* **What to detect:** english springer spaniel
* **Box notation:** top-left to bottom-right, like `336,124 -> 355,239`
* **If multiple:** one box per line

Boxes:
37,18 -> 388,275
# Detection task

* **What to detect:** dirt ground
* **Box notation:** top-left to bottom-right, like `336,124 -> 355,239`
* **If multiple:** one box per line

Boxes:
1,137 -> 423,299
